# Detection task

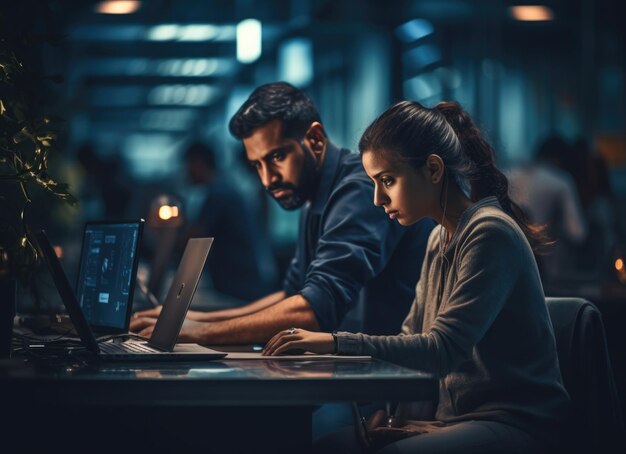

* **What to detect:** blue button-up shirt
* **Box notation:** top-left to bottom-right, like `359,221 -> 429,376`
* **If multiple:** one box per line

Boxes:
283,143 -> 435,335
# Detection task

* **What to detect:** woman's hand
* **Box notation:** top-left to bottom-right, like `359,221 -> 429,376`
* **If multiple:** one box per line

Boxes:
363,409 -> 445,451
262,328 -> 336,356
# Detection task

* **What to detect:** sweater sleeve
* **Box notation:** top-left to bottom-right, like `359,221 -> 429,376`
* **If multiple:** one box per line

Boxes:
335,218 -> 522,375
399,229 -> 437,335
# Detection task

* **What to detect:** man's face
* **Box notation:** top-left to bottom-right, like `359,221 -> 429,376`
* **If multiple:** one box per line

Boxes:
243,119 -> 318,210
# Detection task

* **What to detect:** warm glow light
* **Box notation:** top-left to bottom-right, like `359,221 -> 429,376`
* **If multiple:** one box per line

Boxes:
158,205 -> 179,220
616,258 -> 624,271
158,205 -> 173,220
135,370 -> 162,378
96,1 -> 141,14
53,246 -> 64,259
509,5 -> 554,21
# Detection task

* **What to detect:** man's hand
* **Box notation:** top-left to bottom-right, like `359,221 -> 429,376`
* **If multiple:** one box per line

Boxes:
132,306 -> 205,321
129,315 -> 157,337
131,294 -> 318,345
262,328 -> 335,356
130,316 -> 208,343
132,306 -> 163,319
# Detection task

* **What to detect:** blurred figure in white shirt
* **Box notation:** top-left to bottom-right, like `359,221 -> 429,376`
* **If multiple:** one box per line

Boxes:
508,136 -> 588,290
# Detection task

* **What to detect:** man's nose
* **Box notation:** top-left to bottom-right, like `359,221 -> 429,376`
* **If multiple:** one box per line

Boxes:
259,164 -> 279,188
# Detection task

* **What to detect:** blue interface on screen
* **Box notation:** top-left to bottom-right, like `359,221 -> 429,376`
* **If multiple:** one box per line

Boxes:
75,223 -> 139,330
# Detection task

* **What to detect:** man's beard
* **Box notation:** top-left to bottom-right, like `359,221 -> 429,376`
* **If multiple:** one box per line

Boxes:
266,150 -> 318,211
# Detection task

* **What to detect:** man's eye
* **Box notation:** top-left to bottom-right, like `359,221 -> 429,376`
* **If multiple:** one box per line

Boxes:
270,151 -> 285,162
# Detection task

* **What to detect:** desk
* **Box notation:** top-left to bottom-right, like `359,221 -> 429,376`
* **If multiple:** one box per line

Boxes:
2,356 -> 435,451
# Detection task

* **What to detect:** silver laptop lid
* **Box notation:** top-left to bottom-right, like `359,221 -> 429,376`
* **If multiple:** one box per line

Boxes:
148,238 -> 213,351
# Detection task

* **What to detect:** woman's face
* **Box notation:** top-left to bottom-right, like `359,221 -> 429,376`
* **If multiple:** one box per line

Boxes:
361,150 -> 440,226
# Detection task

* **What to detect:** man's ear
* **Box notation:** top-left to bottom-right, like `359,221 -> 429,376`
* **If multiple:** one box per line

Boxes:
426,154 -> 445,184
304,122 -> 327,154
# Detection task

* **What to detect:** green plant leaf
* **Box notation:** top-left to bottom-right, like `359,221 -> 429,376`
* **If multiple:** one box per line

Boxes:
0,43 -> 75,285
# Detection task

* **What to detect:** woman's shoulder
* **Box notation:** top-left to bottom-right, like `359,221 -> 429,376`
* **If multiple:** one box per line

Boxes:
461,205 -> 527,249
426,223 -> 445,251
426,204 -> 529,256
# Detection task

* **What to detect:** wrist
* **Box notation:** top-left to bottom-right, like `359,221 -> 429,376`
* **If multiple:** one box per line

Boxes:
198,320 -> 219,344
331,332 -> 338,354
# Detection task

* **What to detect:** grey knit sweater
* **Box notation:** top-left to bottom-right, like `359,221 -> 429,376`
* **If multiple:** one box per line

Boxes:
336,196 -> 570,443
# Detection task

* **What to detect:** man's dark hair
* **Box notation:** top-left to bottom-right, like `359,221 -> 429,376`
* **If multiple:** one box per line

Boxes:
228,82 -> 322,140
184,142 -> 216,170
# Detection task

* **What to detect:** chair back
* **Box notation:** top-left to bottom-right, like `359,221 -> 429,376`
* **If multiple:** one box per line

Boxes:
546,297 -> 624,453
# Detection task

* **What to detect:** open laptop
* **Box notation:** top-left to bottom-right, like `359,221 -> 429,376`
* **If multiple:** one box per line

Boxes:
75,220 -> 144,335
19,220 -> 144,334
37,230 -> 226,361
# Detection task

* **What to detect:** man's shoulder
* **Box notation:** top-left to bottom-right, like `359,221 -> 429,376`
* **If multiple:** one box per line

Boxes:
315,150 -> 377,219
334,149 -> 371,186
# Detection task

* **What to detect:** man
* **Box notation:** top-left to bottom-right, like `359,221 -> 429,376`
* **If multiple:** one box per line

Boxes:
180,142 -> 277,301
131,82 -> 434,344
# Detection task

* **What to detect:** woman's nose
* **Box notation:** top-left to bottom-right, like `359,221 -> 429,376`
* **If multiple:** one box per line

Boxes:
373,185 -> 387,207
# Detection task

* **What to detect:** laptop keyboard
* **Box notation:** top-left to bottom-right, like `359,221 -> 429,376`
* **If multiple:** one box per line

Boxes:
99,341 -> 160,354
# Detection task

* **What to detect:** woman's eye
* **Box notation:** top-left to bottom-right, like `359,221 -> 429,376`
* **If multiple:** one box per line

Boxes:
381,177 -> 394,187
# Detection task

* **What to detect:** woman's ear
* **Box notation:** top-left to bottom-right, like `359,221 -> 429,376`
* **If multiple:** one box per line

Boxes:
426,154 -> 445,184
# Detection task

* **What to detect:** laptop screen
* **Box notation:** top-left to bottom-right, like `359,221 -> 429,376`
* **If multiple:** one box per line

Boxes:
75,221 -> 144,333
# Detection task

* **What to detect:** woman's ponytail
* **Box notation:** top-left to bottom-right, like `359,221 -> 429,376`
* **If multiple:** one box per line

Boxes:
435,102 -> 553,254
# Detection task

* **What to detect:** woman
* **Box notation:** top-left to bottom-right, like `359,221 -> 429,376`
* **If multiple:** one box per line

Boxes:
263,101 -> 570,452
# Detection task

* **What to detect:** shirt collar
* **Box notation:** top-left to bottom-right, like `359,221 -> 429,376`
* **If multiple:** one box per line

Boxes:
310,142 -> 342,214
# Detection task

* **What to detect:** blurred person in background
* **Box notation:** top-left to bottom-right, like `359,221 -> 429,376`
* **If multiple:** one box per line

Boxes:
75,143 -> 132,220
180,142 -> 278,301
569,139 -> 620,279
507,136 -> 587,289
